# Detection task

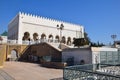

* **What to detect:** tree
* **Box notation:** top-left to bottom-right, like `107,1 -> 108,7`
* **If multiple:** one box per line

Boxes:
90,41 -> 105,47
84,32 -> 91,45
1,31 -> 7,36
73,38 -> 85,47
73,32 -> 91,47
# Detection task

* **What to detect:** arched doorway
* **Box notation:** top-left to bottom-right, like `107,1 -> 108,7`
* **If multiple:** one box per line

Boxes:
33,33 -> 38,41
48,34 -> 53,42
67,37 -> 71,45
61,36 -> 66,44
41,33 -> 46,39
55,35 -> 60,43
22,32 -> 31,41
41,33 -> 46,42
10,49 -> 19,61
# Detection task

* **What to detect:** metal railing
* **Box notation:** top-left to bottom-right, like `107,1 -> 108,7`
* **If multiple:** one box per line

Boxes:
63,64 -> 120,80
6,39 -> 73,46
6,39 -> 60,45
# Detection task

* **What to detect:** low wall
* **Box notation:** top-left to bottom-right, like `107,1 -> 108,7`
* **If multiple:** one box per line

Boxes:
41,60 -> 67,69
0,45 -> 6,68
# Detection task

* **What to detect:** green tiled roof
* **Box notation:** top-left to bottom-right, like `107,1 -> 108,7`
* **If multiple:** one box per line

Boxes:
1,31 -> 7,36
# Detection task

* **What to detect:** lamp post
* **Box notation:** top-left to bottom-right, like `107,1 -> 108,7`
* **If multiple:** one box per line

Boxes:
57,24 -> 64,49
111,34 -> 117,47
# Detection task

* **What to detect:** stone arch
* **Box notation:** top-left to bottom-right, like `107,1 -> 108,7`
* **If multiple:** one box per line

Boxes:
49,34 -> 53,39
73,37 -> 75,41
48,34 -> 53,42
62,36 -> 66,44
41,33 -> 46,39
33,33 -> 38,41
55,35 -> 60,42
67,37 -> 71,45
10,49 -> 19,61
22,32 -> 30,41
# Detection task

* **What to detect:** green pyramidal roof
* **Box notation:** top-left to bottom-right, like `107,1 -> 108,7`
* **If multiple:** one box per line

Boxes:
1,31 -> 7,36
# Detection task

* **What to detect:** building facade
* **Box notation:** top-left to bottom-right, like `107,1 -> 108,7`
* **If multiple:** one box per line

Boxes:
0,36 -> 7,44
8,12 -> 84,45
62,47 -> 118,65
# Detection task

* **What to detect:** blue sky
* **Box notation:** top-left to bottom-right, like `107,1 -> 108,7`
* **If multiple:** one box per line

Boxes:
0,0 -> 120,44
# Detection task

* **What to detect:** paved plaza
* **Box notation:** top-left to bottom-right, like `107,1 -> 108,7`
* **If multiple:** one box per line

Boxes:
0,62 -> 63,80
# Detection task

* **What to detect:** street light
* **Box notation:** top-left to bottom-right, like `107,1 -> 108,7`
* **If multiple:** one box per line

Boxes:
57,24 -> 64,49
111,34 -> 117,47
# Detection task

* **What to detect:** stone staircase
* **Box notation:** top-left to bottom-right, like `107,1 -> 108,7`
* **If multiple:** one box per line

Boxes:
18,45 -> 31,61
48,42 -> 73,50
46,42 -> 62,51
19,42 -> 63,62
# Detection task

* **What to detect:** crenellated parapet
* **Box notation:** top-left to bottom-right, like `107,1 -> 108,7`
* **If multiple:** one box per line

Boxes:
18,12 -> 83,28
8,12 -> 85,44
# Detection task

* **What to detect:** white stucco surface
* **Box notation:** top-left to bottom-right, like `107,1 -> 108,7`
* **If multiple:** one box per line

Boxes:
62,47 -> 118,65
62,48 -> 92,65
8,12 -> 84,44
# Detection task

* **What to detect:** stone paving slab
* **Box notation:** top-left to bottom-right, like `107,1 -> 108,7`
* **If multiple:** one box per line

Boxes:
0,69 -> 15,80
2,62 -> 63,80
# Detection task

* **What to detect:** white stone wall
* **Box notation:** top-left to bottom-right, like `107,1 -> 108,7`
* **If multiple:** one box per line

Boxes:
62,48 -> 92,65
8,15 -> 19,40
8,12 -> 84,44
62,47 -> 118,65
91,47 -> 118,64
0,36 -> 7,43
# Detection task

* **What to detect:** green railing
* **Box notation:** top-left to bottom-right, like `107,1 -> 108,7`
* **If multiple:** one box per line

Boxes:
63,64 -> 120,80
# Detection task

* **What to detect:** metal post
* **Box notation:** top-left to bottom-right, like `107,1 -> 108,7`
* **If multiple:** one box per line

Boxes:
57,24 -> 64,49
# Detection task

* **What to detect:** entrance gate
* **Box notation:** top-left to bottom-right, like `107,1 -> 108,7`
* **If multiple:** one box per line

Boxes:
10,50 -> 19,61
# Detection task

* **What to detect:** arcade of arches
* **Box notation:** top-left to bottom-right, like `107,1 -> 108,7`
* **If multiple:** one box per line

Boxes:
22,32 -> 72,45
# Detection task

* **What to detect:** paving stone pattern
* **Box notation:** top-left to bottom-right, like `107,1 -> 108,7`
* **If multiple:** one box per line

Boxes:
0,69 -> 15,80
2,62 -> 63,80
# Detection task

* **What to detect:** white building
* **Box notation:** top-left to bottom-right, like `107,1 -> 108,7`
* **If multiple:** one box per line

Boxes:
8,12 -> 84,45
0,36 -> 7,44
62,47 -> 118,65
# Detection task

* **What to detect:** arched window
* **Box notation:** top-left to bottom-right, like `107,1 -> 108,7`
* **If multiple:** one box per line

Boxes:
48,34 -> 53,42
49,34 -> 53,39
67,37 -> 71,45
41,33 -> 46,39
62,36 -> 66,44
55,35 -> 60,43
22,32 -> 30,41
33,33 -> 38,41
55,35 -> 59,39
